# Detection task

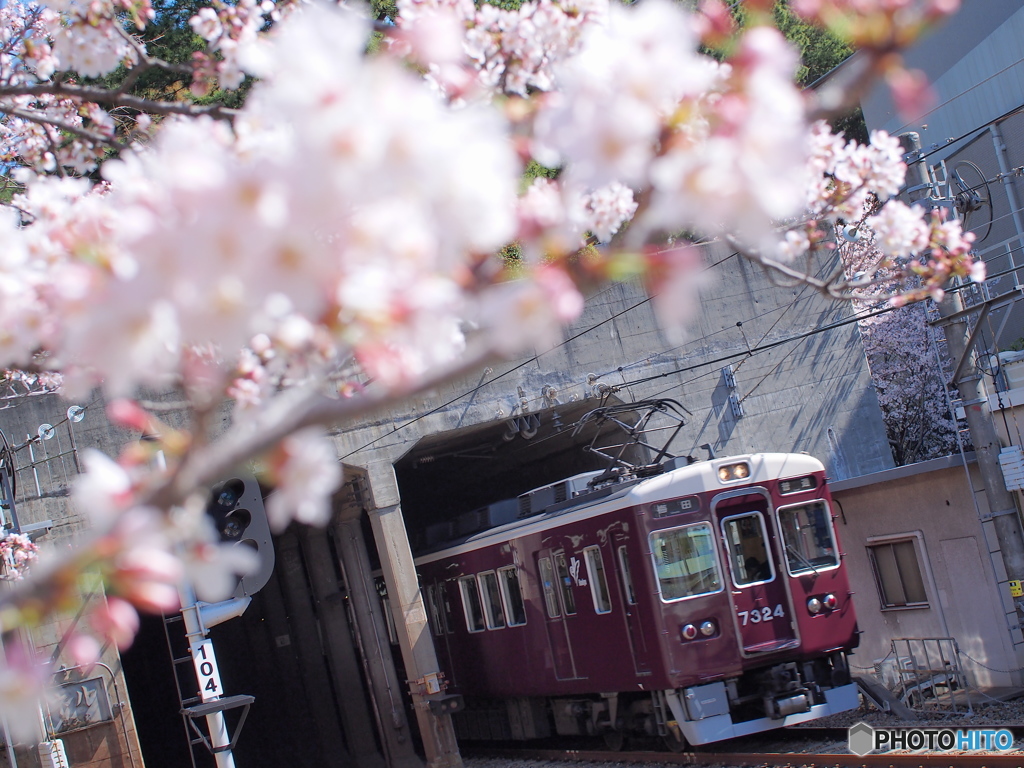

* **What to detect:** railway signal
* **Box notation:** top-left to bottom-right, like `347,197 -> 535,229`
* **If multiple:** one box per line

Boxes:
206,477 -> 275,598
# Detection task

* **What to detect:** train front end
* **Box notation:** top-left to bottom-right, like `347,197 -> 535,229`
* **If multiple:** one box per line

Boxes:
643,452 -> 860,745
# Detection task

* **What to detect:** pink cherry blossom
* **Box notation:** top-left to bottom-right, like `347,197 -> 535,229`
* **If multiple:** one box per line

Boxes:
264,427 -> 343,530
89,596 -> 141,650
867,200 -> 930,258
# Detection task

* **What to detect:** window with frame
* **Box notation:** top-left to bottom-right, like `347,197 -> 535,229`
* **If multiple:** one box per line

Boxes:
617,545 -> 637,605
553,551 -> 577,615
458,575 -> 486,632
538,556 -> 561,618
498,566 -> 527,626
777,501 -> 840,575
649,522 -> 722,601
721,512 -> 774,586
867,538 -> 928,609
438,581 -> 454,634
478,571 -> 507,629
425,584 -> 443,636
583,546 -> 612,614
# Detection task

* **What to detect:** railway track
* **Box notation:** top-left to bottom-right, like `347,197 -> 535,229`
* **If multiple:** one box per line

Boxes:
470,747 -> 1024,767
465,726 -> 1024,768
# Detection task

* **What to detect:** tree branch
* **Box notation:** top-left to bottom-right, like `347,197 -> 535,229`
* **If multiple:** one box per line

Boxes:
0,83 -> 240,120
153,346 -> 505,509
4,104 -> 127,151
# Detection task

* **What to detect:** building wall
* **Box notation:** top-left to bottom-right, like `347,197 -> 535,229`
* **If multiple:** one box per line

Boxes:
0,393 -> 145,768
832,456 -> 1021,688
335,242 -> 894,489
862,1 -> 1024,155
861,1 -> 1024,348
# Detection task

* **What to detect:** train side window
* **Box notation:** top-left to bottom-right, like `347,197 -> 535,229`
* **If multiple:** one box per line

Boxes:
583,546 -> 613,614
439,581 -> 455,633
478,571 -> 507,629
498,566 -> 527,626
458,575 -> 486,632
538,557 -> 561,618
553,551 -> 577,615
617,545 -> 637,605
425,584 -> 444,636
777,501 -> 840,575
721,512 -> 774,586
649,523 -> 722,601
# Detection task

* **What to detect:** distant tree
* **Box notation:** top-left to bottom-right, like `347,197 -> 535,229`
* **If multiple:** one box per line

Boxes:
841,227 -> 957,465
730,1 -> 867,142
774,1 -> 852,86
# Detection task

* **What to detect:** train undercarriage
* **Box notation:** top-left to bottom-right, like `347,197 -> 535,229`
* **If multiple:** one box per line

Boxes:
451,651 -> 857,749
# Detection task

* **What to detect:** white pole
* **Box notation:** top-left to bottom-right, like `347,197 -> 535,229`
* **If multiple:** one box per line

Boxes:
178,580 -> 236,768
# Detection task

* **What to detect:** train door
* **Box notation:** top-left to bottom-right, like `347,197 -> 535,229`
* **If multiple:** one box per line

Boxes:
425,580 -> 457,685
610,531 -> 652,676
714,492 -> 799,656
536,550 -> 578,680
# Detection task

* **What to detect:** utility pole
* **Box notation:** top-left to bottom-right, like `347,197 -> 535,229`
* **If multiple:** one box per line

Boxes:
902,133 -> 1024,631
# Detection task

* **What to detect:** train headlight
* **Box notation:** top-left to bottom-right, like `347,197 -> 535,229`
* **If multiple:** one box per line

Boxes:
700,620 -> 716,637
823,593 -> 838,610
807,597 -> 823,615
681,623 -> 698,641
718,462 -> 751,482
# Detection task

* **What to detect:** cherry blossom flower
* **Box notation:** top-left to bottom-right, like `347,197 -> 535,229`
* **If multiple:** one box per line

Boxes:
51,19 -> 135,78
0,637 -> 51,743
577,182 -> 638,243
89,596 -> 141,650
0,533 -> 39,580
73,450 -> 136,526
178,520 -> 260,602
867,200 -> 930,258
263,427 -> 343,531
474,265 -> 585,356
107,542 -> 183,613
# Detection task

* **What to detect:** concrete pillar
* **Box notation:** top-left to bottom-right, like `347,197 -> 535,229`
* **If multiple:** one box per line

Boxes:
332,490 -> 423,768
299,526 -> 387,768
364,464 -> 462,768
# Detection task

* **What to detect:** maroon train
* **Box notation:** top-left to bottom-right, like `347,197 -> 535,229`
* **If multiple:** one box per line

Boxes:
414,449 -> 860,748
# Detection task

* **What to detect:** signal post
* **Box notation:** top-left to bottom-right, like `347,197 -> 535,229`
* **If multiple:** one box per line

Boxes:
173,475 -> 276,767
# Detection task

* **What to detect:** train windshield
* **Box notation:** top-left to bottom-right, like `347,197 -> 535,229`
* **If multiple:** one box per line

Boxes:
777,501 -> 840,575
649,523 -> 722,601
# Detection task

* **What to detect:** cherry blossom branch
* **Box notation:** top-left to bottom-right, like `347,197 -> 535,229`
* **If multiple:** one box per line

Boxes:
3,104 -> 127,151
160,347 -> 503,508
0,83 -> 240,120
0,347 -> 503,621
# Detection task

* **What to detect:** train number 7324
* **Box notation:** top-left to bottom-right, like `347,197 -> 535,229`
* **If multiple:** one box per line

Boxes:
738,604 -> 785,625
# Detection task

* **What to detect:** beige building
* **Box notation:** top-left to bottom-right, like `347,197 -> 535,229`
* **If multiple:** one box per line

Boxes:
833,454 -> 1023,691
